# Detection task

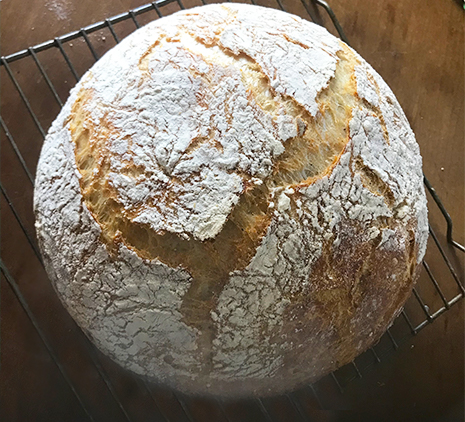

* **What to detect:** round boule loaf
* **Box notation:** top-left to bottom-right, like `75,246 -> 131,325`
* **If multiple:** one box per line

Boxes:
34,3 -> 428,397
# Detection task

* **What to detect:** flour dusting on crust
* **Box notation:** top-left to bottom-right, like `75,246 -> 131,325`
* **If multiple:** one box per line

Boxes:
34,4 -> 427,397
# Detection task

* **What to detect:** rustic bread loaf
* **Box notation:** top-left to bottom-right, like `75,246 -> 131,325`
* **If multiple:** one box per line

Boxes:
34,4 -> 428,397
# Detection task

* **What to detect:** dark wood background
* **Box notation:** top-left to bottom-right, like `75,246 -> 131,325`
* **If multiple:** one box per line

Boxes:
1,0 -> 463,421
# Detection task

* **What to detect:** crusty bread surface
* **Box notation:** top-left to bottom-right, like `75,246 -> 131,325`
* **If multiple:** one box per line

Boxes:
34,3 -> 428,397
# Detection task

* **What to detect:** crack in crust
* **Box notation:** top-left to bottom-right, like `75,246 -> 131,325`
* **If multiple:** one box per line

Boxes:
353,156 -> 395,207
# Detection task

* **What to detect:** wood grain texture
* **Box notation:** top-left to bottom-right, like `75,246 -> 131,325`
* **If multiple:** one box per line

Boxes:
1,0 -> 463,420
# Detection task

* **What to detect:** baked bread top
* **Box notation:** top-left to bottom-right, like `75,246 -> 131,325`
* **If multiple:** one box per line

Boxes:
34,4 -> 428,396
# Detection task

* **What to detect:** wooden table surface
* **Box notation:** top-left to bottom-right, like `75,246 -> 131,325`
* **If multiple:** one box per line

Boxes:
1,0 -> 463,421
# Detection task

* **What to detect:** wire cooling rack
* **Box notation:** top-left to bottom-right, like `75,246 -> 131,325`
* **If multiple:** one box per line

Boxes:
1,0 -> 463,420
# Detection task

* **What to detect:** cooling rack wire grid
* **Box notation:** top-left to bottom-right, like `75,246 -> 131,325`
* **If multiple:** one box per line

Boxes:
1,0 -> 463,420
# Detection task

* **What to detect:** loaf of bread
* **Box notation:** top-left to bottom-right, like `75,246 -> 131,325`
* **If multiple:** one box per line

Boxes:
34,4 -> 428,397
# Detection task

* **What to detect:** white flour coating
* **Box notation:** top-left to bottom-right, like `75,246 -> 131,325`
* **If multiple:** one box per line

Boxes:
46,0 -> 72,21
211,96 -> 428,378
35,89 -> 200,381
353,60 -> 428,260
77,5 -> 341,241
34,4 -> 428,395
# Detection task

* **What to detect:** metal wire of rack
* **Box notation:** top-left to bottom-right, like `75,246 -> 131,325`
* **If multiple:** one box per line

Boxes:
1,0 -> 463,420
